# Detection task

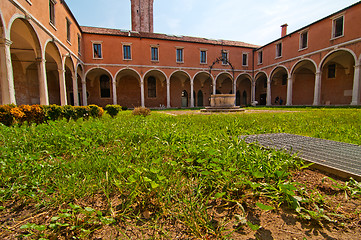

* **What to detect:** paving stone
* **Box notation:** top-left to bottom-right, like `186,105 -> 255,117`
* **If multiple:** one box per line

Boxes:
240,133 -> 361,179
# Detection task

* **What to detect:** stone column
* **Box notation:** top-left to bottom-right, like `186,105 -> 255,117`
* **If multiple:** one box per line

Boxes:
140,79 -> 145,107
233,80 -> 237,105
213,79 -> 216,95
58,68 -> 67,106
190,78 -> 194,108
266,79 -> 271,106
351,64 -> 361,105
112,78 -> 117,105
37,57 -> 49,105
0,38 -> 16,104
313,71 -> 322,106
72,73 -> 79,106
166,78 -> 170,108
82,80 -> 87,106
251,80 -> 256,104
286,76 -> 293,106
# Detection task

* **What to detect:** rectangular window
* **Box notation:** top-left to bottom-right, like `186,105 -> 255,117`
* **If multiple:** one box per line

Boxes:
93,43 -> 102,59
148,77 -> 157,98
151,47 -> 159,61
200,50 -> 207,64
77,34 -> 81,54
258,51 -> 263,64
176,48 -> 183,63
242,53 -> 248,66
276,42 -> 282,58
300,31 -> 308,50
123,45 -> 131,60
222,51 -> 228,65
333,16 -> 344,38
66,18 -> 71,42
328,64 -> 336,78
49,0 -> 56,26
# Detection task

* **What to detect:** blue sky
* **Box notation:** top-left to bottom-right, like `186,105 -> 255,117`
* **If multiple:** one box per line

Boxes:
66,0 -> 360,46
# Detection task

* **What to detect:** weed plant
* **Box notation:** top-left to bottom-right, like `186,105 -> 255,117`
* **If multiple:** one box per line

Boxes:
0,109 -> 360,238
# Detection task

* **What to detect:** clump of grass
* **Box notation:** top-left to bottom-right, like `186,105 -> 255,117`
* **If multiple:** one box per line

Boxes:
132,106 -> 151,117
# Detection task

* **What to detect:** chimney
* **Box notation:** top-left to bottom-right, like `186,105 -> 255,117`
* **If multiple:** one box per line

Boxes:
281,24 -> 288,37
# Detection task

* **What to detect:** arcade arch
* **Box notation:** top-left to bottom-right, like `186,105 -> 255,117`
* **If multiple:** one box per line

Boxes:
85,68 -> 113,107
0,13 -> 5,104
236,74 -> 252,106
255,72 -> 268,106
64,57 -> 75,105
193,71 -> 213,107
291,59 -> 316,105
144,69 -> 167,108
10,17 -> 42,105
45,41 -> 61,105
270,66 -> 288,105
215,72 -> 233,94
115,68 -> 141,108
170,70 -> 190,108
320,49 -> 356,105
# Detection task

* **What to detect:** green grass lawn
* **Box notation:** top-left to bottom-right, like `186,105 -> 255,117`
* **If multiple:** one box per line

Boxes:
1,108 -> 360,239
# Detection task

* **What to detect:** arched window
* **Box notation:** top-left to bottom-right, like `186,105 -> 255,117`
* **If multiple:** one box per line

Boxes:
100,75 -> 111,98
242,90 -> 247,105
148,77 -> 156,98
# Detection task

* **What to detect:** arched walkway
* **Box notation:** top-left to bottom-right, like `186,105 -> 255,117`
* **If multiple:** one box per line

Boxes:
170,70 -> 190,108
85,68 -> 113,107
320,50 -> 355,105
144,69 -> 167,108
292,60 -> 316,105
45,41 -> 61,105
10,18 -> 42,105
215,72 -> 233,94
64,57 -> 75,105
193,71 -> 213,107
270,66 -> 288,105
236,74 -> 252,106
76,65 -> 84,106
255,72 -> 268,105
115,68 -> 141,108
0,13 -> 5,104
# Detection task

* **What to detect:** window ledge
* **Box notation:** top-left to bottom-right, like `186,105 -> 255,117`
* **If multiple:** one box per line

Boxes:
331,35 -> 344,41
151,60 -> 159,63
200,62 -> 207,65
257,62 -> 263,66
26,0 -> 32,6
49,22 -> 57,31
123,59 -> 132,61
67,40 -> 72,46
176,61 -> 184,64
242,64 -> 248,67
93,57 -> 103,60
275,56 -> 282,60
299,47 -> 308,52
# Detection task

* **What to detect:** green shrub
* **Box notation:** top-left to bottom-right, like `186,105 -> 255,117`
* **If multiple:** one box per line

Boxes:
104,105 -> 122,118
88,105 -> 104,118
132,107 -> 151,117
43,105 -> 63,121
62,105 -> 77,121
122,106 -> 128,111
74,106 -> 90,120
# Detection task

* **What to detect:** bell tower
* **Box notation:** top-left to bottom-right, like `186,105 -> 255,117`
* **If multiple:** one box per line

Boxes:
130,0 -> 154,33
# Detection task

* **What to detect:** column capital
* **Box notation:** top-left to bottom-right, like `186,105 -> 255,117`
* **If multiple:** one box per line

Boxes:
36,57 -> 46,64
355,64 -> 361,68
0,38 -> 13,47
58,68 -> 66,74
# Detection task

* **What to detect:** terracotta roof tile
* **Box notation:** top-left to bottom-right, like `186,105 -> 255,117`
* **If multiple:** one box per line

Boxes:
81,26 -> 259,48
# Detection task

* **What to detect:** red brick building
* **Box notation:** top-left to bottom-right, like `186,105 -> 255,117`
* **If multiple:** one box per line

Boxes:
1,0 -> 360,108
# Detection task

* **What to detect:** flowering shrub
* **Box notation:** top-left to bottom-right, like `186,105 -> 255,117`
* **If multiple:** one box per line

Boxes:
0,104 -> 105,126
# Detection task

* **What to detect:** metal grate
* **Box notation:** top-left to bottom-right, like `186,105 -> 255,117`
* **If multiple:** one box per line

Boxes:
240,133 -> 361,179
